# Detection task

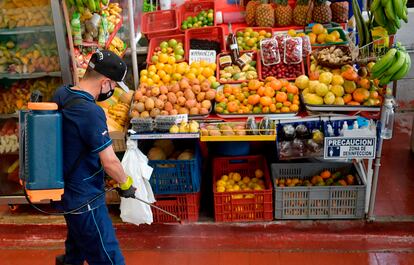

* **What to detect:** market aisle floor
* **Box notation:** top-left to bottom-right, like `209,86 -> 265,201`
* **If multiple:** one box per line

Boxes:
0,249 -> 413,265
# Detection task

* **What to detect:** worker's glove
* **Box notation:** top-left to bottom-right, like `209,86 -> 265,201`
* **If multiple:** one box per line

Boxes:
117,176 -> 136,199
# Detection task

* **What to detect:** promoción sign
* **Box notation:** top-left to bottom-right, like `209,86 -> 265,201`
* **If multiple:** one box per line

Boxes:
189,50 -> 217,64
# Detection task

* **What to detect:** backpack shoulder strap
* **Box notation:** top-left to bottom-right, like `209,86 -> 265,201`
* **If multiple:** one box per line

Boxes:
60,97 -> 90,179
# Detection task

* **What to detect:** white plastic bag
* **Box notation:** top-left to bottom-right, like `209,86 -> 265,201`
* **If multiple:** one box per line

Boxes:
120,139 -> 155,225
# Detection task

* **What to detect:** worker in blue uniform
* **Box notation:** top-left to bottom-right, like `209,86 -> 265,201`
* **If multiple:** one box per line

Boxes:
53,50 -> 136,265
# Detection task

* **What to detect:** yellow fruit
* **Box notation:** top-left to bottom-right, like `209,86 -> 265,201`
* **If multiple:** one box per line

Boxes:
317,33 -> 327,44
217,186 -> 225,192
233,185 -> 241,191
157,70 -> 166,78
209,63 -> 217,71
242,176 -> 250,184
319,72 -> 333,85
227,179 -> 235,186
208,76 -> 217,83
312,24 -> 324,35
152,74 -> 160,83
159,53 -> 169,64
202,67 -> 214,78
140,69 -> 148,76
156,63 -> 165,71
296,33 -> 306,37
232,173 -> 242,182
191,61 -> 201,69
315,83 -> 329,97
200,60 -> 209,67
146,79 -> 154,86
216,180 -> 226,187
148,65 -> 156,73
185,73 -> 196,80
172,73 -> 182,81
168,56 -> 176,65
259,30 -> 267,36
221,175 -> 229,181
162,75 -> 171,83
197,74 -> 206,82
324,92 -> 335,105
164,64 -> 173,74
331,75 -> 344,86
140,75 -> 148,83
287,29 -> 297,37
331,85 -> 345,97
325,34 -> 337,43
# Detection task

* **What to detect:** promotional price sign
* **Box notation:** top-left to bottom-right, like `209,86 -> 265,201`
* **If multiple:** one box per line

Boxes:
189,50 -> 217,64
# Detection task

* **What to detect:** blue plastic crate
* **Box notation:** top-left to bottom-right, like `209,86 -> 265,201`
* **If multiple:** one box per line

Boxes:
148,143 -> 201,195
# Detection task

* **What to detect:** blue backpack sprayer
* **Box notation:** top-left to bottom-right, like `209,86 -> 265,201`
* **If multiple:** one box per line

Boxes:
19,91 -> 181,222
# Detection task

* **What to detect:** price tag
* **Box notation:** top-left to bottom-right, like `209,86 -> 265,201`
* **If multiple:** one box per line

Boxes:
189,50 -> 217,64
324,136 -> 377,160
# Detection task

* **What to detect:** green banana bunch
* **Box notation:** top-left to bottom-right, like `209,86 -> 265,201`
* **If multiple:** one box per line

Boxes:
371,0 -> 408,35
371,48 -> 411,85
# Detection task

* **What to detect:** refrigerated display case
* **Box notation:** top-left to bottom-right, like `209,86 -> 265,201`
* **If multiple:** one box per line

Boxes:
0,0 -> 71,205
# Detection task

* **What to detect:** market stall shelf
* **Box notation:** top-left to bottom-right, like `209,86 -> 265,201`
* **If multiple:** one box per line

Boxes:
0,25 -> 55,35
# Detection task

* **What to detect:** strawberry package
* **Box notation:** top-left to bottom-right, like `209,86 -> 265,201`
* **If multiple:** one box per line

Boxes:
284,37 -> 303,64
260,37 -> 280,66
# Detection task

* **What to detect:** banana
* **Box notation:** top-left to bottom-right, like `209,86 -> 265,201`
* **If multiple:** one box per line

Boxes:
353,0 -> 366,46
87,0 -> 95,12
370,0 -> 381,12
384,0 -> 397,22
386,22 -> 398,34
94,0 -> 100,11
385,50 -> 406,77
393,0 -> 404,19
371,48 -> 397,78
101,0 -> 108,5
379,72 -> 393,86
402,6 -> 408,23
373,7 -> 388,26
381,0 -> 388,6
391,52 -> 411,81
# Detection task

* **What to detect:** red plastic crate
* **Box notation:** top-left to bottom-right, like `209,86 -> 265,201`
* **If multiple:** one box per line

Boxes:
152,192 -> 200,223
185,26 -> 225,61
141,10 -> 179,40
179,0 -> 216,32
213,155 -> 273,222
216,51 -> 259,84
146,34 -> 186,64
257,50 -> 305,81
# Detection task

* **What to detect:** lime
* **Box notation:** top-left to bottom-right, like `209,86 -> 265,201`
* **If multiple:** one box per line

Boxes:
168,39 -> 178,48
236,31 -> 243,38
186,16 -> 193,23
193,17 -> 198,23
160,41 -> 169,49
181,24 -> 187,30
208,9 -> 213,13
151,55 -> 158,63
174,47 -> 184,56
161,47 -> 167,53
187,23 -> 193,28
174,54 -> 183,61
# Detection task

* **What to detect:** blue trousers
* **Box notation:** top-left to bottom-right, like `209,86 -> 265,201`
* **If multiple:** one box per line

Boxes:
64,205 -> 125,265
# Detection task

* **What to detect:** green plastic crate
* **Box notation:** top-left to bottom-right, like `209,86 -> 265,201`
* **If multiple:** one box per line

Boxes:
271,162 -> 366,220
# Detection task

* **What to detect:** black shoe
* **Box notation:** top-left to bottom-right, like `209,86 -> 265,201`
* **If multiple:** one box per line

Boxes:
55,255 -> 76,265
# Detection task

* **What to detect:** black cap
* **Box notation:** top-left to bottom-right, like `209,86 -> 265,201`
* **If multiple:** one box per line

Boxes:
88,49 -> 129,92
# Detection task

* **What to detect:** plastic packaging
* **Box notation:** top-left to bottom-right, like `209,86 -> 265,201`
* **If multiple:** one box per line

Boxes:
71,12 -> 82,46
160,0 -> 172,10
275,34 -> 286,54
260,37 -> 280,66
301,35 -> 312,58
98,14 -> 108,47
284,37 -> 303,64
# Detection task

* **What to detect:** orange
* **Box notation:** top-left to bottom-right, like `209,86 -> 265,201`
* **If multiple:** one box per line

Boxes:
352,88 -> 370,103
281,106 -> 290,112
276,92 -> 288,102
343,94 -> 352,103
260,96 -> 272,106
320,170 -> 331,179
325,34 -> 337,43
247,94 -> 260,105
158,53 -> 169,64
308,33 -> 317,44
269,79 -> 282,91
248,79 -> 262,91
312,24 -> 324,35
317,33 -> 327,44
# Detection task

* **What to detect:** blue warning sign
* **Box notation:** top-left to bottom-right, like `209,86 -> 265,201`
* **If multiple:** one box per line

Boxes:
324,136 -> 376,159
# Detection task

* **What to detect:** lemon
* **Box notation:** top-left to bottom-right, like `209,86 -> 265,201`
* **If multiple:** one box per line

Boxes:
208,76 -> 217,83
200,60 -> 209,67
140,69 -> 148,76
156,63 -> 165,71
157,70 -> 166,78
152,74 -> 160,83
233,185 -> 241,191
167,56 -> 176,65
186,73 -> 196,80
159,53 -> 169,64
227,179 -> 235,186
148,65 -> 156,73
163,64 -> 173,74
259,30 -> 267,36
287,29 -> 296,37
140,75 -> 148,83
202,67 -> 214,78
172,73 -> 182,81
191,61 -> 200,69
147,71 -> 155,78
146,79 -> 154,86
221,175 -> 229,181
162,75 -> 171,83
216,186 -> 225,192
209,63 -> 217,71
197,74 -> 206,82
216,180 -> 226,187
242,176 -> 250,184
251,177 -> 258,183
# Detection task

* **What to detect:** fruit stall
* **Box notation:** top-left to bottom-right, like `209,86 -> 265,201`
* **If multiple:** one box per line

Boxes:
0,0 -> 411,224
